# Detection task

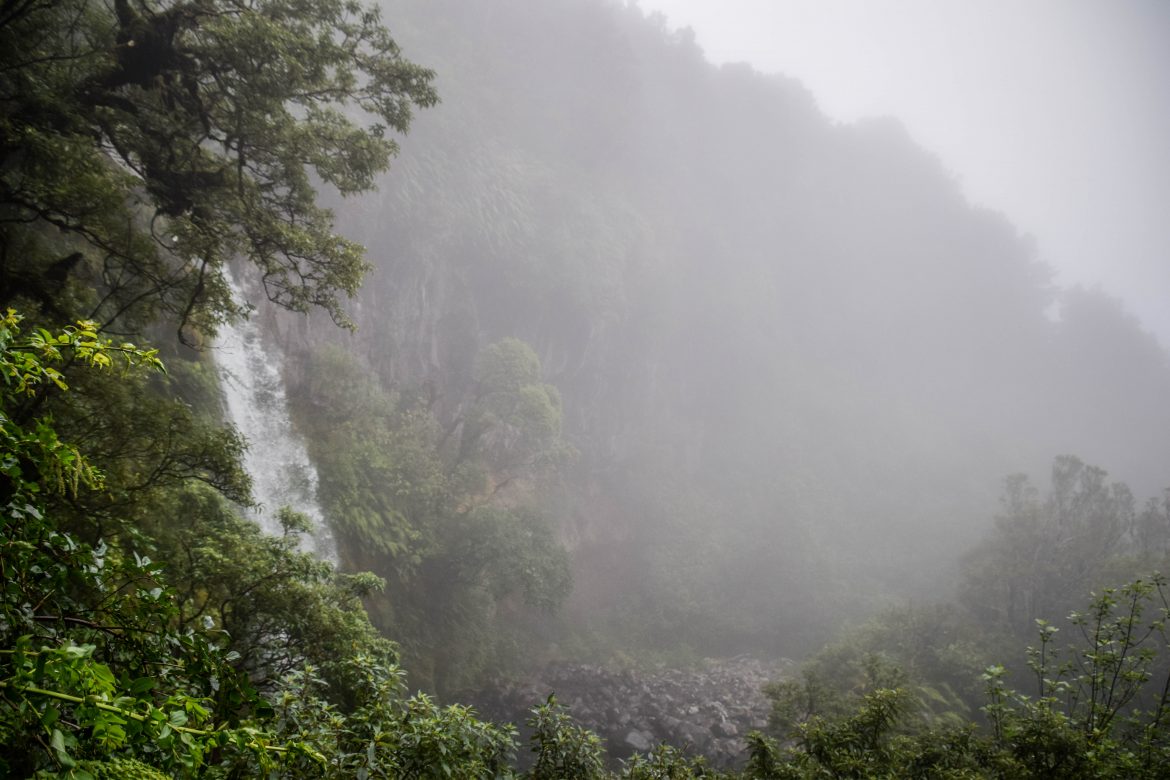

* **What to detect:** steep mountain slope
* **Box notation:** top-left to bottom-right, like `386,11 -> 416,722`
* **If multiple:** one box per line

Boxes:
277,0 -> 1170,661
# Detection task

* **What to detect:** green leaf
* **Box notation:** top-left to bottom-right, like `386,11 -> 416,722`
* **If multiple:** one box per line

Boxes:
50,728 -> 75,767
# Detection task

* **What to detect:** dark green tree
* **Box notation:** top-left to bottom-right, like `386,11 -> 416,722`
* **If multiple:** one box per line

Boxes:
454,337 -> 575,489
0,312 -> 512,778
960,456 -> 1137,640
0,313 -> 262,776
0,0 -> 436,337
289,343 -> 572,692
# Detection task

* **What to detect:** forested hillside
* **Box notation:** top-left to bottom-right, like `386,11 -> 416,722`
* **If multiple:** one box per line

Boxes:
3,0 -> 1169,775
268,0 -> 1170,668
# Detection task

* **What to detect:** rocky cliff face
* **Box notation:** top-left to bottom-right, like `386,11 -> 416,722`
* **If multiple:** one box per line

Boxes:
257,0 -> 1170,662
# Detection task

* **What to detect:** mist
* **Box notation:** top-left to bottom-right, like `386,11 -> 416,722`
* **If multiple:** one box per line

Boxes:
6,0 -> 1170,771
641,0 -> 1170,346
276,0 -> 1170,670
292,3 -> 1170,757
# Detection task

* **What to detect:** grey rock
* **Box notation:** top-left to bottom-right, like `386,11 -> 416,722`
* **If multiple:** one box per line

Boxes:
625,729 -> 654,753
713,720 -> 738,738
462,655 -> 791,769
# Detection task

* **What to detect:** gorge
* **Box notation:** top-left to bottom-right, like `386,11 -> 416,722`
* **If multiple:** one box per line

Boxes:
3,0 -> 1170,776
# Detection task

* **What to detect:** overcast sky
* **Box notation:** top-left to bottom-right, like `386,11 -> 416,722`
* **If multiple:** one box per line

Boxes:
637,0 -> 1170,345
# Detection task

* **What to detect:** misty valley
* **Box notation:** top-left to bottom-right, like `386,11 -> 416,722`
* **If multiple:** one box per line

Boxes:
2,0 -> 1169,778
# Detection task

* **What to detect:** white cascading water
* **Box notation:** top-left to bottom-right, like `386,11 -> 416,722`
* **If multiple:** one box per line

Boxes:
212,277 -> 337,563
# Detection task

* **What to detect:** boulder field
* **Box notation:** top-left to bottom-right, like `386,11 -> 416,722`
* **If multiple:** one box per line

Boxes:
462,656 -> 793,768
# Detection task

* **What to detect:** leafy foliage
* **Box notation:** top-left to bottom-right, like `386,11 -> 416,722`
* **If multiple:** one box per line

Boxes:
259,656 -> 518,779
0,314 -> 525,778
151,489 -> 396,696
459,338 -> 575,481
0,0 -> 436,335
621,743 -> 717,779
960,456 -> 1143,641
761,456 -> 1170,779
753,579 -> 1170,779
527,695 -> 607,780
289,343 -> 572,692
765,604 -> 987,738
0,313 -> 264,776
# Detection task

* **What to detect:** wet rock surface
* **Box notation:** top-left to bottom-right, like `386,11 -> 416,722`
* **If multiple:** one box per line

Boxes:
461,656 -> 793,769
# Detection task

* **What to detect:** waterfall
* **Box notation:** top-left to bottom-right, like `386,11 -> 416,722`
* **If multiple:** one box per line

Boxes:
212,278 -> 337,563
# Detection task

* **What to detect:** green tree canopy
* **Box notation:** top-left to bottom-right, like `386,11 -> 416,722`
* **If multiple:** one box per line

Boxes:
960,455 -> 1140,640
0,0 -> 436,337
